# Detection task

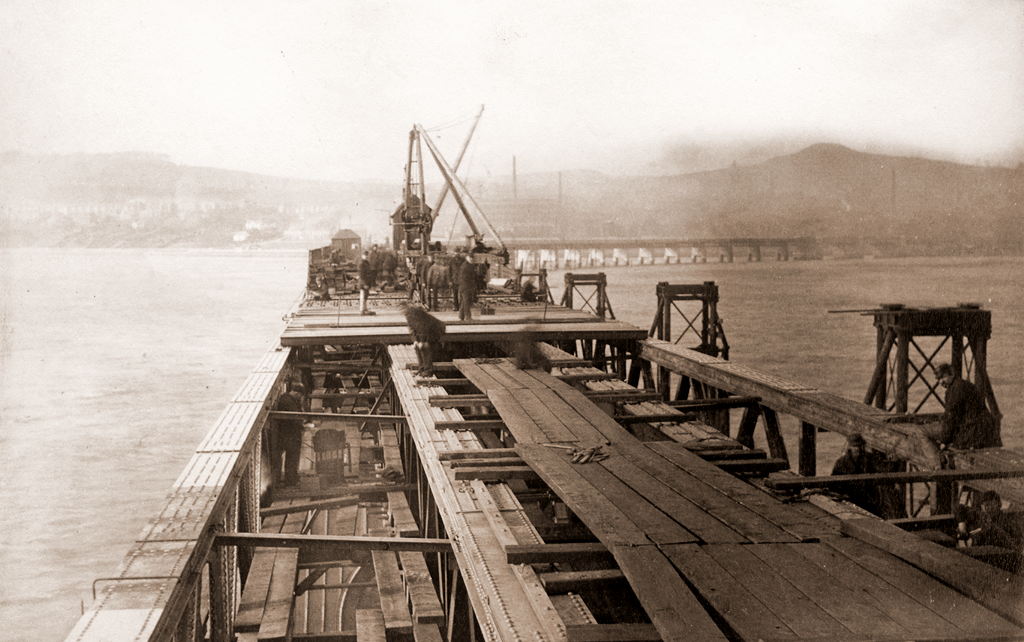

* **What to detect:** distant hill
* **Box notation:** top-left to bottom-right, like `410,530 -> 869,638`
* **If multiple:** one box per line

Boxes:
1,146 -> 1020,256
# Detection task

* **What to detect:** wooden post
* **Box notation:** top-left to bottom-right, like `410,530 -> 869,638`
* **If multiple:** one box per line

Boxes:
798,422 -> 817,476
895,330 -> 910,413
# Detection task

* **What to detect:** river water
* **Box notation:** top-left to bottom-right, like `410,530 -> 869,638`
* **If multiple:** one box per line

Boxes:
1,249 -> 1021,640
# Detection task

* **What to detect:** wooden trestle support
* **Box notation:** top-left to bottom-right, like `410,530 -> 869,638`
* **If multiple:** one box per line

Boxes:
65,283 -> 1024,642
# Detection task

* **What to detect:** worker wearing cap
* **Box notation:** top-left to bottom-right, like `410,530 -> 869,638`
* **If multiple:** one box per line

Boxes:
273,383 -> 307,487
935,363 -> 1000,450
830,433 -> 883,515
955,490 -> 1022,550
358,251 -> 372,314
456,252 -> 477,321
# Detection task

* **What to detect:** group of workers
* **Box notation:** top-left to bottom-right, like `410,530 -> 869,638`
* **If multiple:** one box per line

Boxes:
829,362 -> 1019,552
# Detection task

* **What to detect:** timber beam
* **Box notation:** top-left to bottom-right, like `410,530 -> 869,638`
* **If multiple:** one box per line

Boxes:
766,468 -> 1024,491
640,338 -> 943,469
214,533 -> 451,553
269,411 -> 406,423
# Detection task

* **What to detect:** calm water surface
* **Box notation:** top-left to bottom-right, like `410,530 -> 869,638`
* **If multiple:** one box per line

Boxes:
1,249 -> 1021,640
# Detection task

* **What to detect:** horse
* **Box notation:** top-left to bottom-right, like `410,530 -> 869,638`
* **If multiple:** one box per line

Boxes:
425,258 -> 453,311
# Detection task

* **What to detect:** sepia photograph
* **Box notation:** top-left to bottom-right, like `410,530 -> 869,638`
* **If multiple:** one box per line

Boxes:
1,1 -> 1022,641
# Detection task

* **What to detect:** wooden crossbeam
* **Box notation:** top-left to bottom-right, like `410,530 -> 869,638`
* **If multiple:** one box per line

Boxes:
538,569 -> 628,592
452,466 -> 540,481
269,411 -> 406,423
437,448 -> 519,461
260,496 -> 361,517
554,372 -> 621,383
614,413 -> 699,424
432,419 -> 506,432
428,394 -> 490,408
414,377 -> 474,387
565,624 -> 661,642
710,457 -> 790,475
766,468 -> 1024,491
665,396 -> 761,410
215,533 -> 451,553
504,543 -> 613,565
448,457 -> 523,468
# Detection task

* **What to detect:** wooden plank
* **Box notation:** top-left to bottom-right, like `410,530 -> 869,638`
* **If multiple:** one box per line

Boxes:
493,359 -> 549,389
504,543 -> 614,565
558,450 -> 699,545
399,551 -> 446,624
236,548 -> 279,633
597,451 -> 748,545
514,389 -> 579,443
372,549 -> 413,641
538,569 -> 628,592
766,467 -> 1024,491
452,360 -> 506,391
564,624 -> 660,642
661,543 -> 797,641
702,544 -> 848,639
711,457 -> 790,475
436,448 -> 518,460
745,543 -> 912,638
478,361 -> 532,390
612,544 -> 728,642
217,533 -> 451,554
261,496 -> 361,517
565,421 -> 795,544
432,420 -> 506,432
515,443 -> 650,547
258,547 -> 299,642
792,540 -> 963,639
646,441 -> 823,542
387,491 -> 419,538
412,623 -> 444,642
451,466 -> 540,481
428,394 -> 491,408
840,517 -> 1024,625
448,457 -> 524,468
487,389 -> 550,444
824,536 -> 1023,637
356,609 -> 387,642
532,388 -> 608,444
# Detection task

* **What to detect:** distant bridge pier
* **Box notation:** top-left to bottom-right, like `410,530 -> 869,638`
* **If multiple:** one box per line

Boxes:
752,245 -> 761,262
638,248 -> 653,265
664,248 -> 679,264
562,249 -> 581,269
539,249 -> 558,269
587,249 -> 604,267
725,245 -> 734,263
612,248 -> 629,266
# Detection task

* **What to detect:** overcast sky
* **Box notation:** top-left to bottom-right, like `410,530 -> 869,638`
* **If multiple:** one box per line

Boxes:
2,0 -> 1022,182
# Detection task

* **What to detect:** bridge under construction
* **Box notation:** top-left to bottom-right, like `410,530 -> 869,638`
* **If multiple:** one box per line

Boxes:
64,277 -> 1024,642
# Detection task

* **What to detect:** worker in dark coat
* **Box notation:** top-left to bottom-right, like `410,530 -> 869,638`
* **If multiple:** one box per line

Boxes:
830,433 -> 883,515
456,253 -> 477,321
402,303 -> 445,377
935,363 -> 1000,450
955,490 -> 1022,550
358,251 -> 372,314
273,383 -> 306,487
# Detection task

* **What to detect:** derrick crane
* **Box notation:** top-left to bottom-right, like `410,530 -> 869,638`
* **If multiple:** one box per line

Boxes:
391,107 -> 507,264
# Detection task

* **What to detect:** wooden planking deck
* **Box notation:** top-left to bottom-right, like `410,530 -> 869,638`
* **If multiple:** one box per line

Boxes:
387,345 -> 567,642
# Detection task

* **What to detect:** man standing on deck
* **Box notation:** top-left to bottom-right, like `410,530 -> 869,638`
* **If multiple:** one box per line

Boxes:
358,251 -> 372,314
935,363 -> 1000,450
456,252 -> 477,321
273,383 -> 306,487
